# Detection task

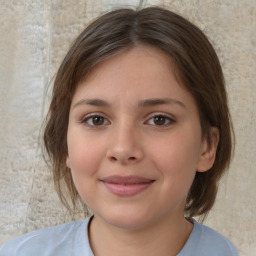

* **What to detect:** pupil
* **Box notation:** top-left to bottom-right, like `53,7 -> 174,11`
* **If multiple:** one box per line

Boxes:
93,116 -> 104,125
154,116 -> 165,125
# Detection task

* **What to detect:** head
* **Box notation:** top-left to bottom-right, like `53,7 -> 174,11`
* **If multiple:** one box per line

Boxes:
43,6 -> 234,220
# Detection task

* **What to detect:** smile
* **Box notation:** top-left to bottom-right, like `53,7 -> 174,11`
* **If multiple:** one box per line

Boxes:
100,175 -> 155,197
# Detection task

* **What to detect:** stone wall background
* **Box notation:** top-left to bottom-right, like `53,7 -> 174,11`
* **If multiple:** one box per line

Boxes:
0,0 -> 255,255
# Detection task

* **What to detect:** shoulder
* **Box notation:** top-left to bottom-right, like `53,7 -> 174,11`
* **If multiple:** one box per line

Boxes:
0,218 -> 92,256
179,219 -> 239,256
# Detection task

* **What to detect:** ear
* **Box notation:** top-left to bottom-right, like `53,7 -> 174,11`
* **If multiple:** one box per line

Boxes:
66,155 -> 71,168
197,127 -> 219,173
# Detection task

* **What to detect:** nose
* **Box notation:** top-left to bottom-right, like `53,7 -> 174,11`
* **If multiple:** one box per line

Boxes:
106,123 -> 144,165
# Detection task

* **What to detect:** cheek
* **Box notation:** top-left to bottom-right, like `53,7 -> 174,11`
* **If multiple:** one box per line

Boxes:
68,140 -> 104,205
67,134 -> 105,180
151,134 -> 201,170
148,131 -> 201,190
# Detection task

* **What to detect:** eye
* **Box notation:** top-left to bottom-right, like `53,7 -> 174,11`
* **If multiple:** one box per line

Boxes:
82,114 -> 110,127
146,114 -> 175,126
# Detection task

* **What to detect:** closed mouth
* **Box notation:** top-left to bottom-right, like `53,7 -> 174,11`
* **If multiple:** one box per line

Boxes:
100,175 -> 154,184
100,175 -> 155,196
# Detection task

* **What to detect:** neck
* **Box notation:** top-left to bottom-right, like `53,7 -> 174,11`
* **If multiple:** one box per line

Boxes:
88,214 -> 193,256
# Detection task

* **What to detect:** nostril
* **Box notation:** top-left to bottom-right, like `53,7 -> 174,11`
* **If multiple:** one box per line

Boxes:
108,156 -> 136,162
109,156 -> 117,161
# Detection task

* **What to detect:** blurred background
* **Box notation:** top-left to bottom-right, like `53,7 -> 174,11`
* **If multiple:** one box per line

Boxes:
0,0 -> 255,255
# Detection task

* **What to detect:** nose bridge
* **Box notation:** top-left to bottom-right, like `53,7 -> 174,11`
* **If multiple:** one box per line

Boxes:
106,117 -> 143,164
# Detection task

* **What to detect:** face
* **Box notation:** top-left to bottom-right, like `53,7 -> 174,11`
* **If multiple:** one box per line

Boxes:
67,45 -> 216,230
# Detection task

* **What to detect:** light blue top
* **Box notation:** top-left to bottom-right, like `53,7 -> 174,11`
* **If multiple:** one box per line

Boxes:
0,217 -> 238,256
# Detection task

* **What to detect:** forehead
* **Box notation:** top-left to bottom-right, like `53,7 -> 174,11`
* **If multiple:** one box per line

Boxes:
73,45 -> 188,100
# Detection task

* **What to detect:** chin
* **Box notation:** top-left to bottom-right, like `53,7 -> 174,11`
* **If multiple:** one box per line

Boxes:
100,209 -> 152,231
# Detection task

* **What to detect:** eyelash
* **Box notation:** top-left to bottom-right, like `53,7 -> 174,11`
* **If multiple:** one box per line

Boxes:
81,113 -> 110,127
145,114 -> 175,127
81,113 -> 175,127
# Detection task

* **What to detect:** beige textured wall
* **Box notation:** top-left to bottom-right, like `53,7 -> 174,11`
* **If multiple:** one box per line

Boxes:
0,0 -> 255,255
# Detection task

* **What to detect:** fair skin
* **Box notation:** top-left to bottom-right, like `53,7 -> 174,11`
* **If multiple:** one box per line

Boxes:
66,45 -> 219,256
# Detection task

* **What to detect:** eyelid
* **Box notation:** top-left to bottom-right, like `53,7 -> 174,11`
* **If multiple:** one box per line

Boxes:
144,112 -> 176,126
145,112 -> 176,120
80,112 -> 111,127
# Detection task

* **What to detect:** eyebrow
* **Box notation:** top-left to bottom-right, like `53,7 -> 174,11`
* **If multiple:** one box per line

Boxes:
73,98 -> 186,109
73,99 -> 110,109
138,98 -> 186,108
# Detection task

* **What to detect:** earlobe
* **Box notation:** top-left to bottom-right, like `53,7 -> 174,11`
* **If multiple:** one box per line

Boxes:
197,127 -> 219,173
66,156 -> 71,168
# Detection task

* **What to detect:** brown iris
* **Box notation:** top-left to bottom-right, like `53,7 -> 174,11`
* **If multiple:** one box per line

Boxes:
153,116 -> 166,125
92,116 -> 105,126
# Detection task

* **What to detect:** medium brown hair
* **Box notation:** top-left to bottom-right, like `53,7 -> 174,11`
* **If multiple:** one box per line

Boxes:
43,6 -> 234,219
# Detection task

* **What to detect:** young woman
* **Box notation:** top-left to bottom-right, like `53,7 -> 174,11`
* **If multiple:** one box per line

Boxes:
0,6 -> 238,256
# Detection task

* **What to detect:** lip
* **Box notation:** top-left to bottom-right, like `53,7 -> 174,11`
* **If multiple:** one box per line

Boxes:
100,175 -> 155,197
